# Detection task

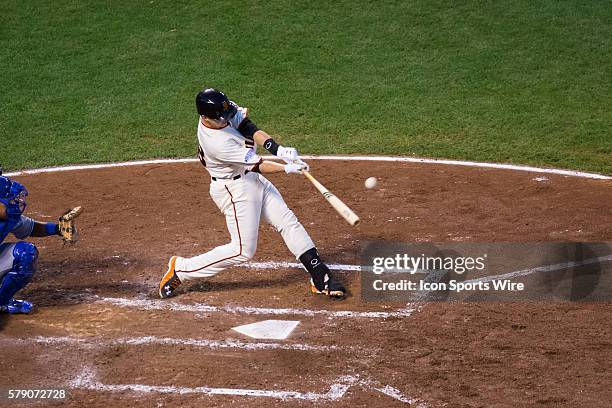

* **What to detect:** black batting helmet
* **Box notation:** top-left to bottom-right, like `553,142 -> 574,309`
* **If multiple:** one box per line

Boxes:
195,88 -> 237,121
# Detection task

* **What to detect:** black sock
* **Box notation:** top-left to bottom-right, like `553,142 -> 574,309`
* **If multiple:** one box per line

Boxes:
299,247 -> 329,291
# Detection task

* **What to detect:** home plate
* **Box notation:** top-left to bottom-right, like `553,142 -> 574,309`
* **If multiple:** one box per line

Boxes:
232,320 -> 300,340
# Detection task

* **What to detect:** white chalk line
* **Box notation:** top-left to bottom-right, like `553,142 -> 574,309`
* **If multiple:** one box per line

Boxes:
70,366 -> 426,405
244,260 -> 429,275
5,155 -> 610,179
244,260 -> 363,271
15,335 -> 341,352
376,385 -> 425,406
98,296 -> 417,319
465,255 -> 612,284
70,366 -> 354,401
354,377 -> 429,406
251,255 -> 611,284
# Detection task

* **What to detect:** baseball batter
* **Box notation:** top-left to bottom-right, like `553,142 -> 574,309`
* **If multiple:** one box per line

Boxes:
0,174 -> 81,314
159,88 -> 345,299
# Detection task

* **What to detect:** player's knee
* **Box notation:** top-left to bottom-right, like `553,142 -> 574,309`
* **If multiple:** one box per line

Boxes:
229,239 -> 256,261
235,240 -> 257,260
241,245 -> 257,261
13,242 -> 38,263
12,242 -> 38,279
276,213 -> 301,234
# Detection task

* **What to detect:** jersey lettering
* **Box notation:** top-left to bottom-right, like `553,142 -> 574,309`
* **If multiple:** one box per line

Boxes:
245,149 -> 256,163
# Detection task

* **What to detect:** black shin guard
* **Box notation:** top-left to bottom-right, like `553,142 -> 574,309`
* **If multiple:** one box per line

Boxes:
299,247 -> 329,291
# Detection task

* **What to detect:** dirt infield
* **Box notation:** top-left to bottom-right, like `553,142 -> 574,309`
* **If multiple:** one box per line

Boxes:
1,159 -> 611,407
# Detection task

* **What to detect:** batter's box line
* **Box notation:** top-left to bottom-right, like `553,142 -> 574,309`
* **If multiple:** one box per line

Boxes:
242,260 -> 365,272
69,366 -> 428,406
97,296 -> 418,319
10,334 -> 349,353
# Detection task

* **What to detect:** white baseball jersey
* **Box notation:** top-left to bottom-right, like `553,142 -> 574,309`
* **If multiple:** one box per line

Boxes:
197,104 -> 261,179
172,103 -> 315,281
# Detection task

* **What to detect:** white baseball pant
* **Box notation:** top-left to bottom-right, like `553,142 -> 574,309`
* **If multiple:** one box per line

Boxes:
174,172 -> 315,281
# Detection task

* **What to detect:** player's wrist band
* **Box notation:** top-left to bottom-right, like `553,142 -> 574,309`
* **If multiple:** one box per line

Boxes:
263,138 -> 280,155
45,222 -> 59,236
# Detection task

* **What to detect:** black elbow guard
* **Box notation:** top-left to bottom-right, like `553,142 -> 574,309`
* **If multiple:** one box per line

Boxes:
237,119 -> 260,139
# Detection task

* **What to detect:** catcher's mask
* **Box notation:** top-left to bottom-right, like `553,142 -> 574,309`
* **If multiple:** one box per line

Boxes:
195,88 -> 237,124
0,176 -> 28,216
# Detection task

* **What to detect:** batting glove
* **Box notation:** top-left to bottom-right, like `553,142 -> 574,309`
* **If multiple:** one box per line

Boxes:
277,146 -> 299,163
284,161 -> 308,174
294,159 -> 310,172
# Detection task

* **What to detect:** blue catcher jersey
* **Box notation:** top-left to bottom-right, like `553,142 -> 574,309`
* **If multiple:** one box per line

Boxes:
0,216 -> 35,244
0,177 -> 33,243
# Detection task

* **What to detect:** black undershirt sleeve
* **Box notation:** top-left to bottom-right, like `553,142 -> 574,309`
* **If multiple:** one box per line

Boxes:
236,118 -> 281,155
237,118 -> 260,139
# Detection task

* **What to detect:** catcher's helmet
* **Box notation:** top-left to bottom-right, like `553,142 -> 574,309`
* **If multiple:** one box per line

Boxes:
0,176 -> 28,216
195,88 -> 237,121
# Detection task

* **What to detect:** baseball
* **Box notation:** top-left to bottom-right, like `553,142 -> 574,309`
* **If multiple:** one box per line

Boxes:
365,177 -> 378,189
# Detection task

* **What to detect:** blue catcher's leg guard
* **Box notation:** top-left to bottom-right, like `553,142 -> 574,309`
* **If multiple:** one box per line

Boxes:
0,242 -> 38,314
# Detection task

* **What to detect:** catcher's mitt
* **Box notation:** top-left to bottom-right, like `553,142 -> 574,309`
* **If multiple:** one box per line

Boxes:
58,206 -> 83,243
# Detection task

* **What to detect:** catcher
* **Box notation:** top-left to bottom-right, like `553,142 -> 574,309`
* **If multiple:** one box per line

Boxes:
0,174 -> 82,314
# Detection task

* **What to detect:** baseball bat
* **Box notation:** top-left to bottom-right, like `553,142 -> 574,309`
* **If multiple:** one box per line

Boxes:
302,170 -> 360,226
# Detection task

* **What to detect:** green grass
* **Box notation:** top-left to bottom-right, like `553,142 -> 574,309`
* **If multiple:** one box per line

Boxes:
1,0 -> 610,174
